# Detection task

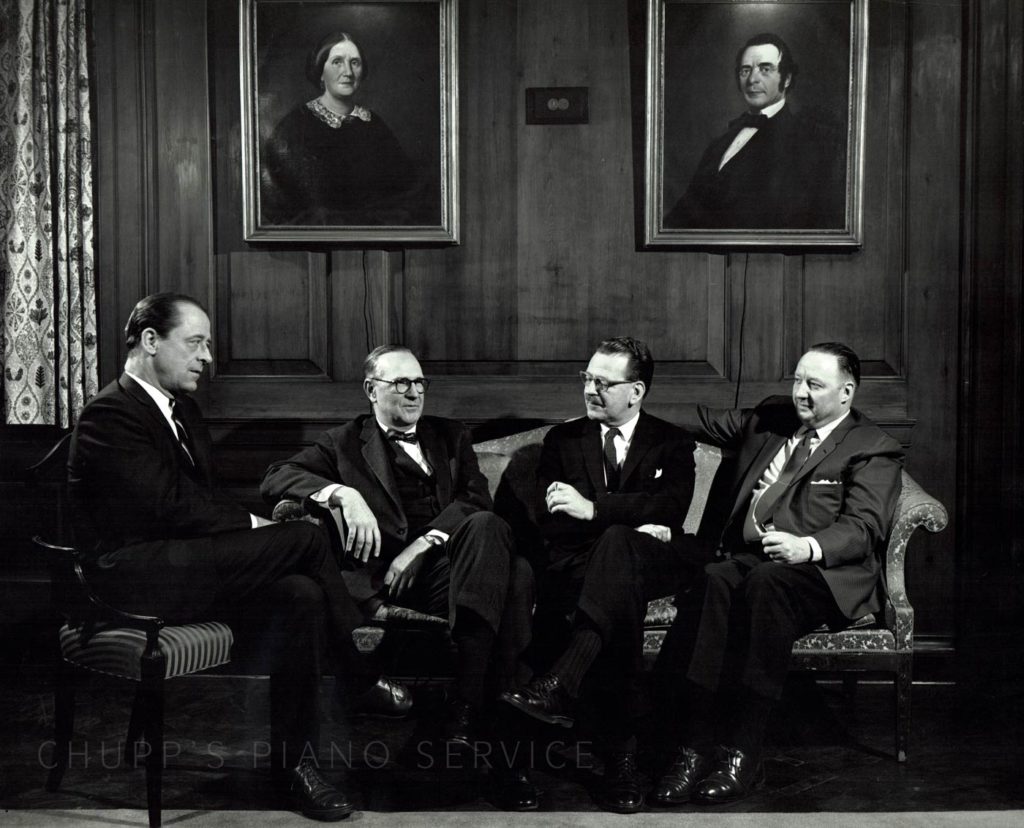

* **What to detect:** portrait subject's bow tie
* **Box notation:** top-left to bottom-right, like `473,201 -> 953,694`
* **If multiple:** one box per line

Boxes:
386,429 -> 419,444
731,111 -> 770,131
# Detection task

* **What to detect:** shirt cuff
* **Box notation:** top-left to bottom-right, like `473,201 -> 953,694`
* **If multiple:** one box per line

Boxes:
312,483 -> 344,505
424,529 -> 449,544
249,513 -> 260,529
804,536 -> 823,563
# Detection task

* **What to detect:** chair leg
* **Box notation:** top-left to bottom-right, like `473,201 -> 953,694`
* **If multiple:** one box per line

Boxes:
895,654 -> 912,763
46,657 -> 76,792
140,653 -> 166,828
125,684 -> 146,767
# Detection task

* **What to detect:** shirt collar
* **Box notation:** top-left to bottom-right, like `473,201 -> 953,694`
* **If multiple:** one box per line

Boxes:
377,418 -> 416,436
757,98 -> 787,120
601,410 -> 641,442
126,370 -> 173,414
804,410 -> 850,442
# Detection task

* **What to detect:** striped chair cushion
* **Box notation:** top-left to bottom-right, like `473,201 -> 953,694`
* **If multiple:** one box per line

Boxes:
59,621 -> 233,681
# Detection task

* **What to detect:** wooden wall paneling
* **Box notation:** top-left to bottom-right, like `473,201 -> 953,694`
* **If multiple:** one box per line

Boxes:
214,251 -> 331,377
149,0 -> 213,303
900,0 -> 962,638
405,0 -> 519,367
957,0 -> 1024,682
329,250 -> 380,383
516,0 -> 594,362
729,253 -> 787,394
93,0 -> 153,385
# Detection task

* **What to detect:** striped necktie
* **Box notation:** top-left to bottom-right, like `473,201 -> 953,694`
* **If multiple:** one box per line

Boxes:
169,400 -> 196,467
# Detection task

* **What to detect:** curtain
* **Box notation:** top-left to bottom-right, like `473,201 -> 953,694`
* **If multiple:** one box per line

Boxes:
0,0 -> 97,426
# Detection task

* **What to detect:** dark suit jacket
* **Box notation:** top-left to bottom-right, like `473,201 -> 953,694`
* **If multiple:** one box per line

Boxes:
537,411 -> 697,570
260,414 -> 491,599
665,105 -> 845,230
676,397 -> 905,620
67,374 -> 252,616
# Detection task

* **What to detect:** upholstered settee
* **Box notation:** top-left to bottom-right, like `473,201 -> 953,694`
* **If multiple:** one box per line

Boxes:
276,423 -> 948,760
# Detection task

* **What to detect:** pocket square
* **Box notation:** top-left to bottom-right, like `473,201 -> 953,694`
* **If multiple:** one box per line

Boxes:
654,468 -> 663,479
811,479 -> 840,485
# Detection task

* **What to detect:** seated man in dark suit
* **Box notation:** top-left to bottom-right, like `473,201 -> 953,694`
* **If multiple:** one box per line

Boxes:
650,342 -> 904,806
499,337 -> 704,814
665,32 -> 845,230
260,345 -> 534,803
69,293 -> 411,822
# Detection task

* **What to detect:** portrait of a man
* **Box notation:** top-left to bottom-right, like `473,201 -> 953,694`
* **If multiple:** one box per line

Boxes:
646,0 -> 865,246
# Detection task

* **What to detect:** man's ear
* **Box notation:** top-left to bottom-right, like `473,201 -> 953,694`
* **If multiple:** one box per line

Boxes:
841,381 -> 855,405
363,378 -> 376,402
630,381 -> 646,408
141,328 -> 160,355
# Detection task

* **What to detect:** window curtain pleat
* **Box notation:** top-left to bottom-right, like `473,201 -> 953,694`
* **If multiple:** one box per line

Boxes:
0,0 -> 97,426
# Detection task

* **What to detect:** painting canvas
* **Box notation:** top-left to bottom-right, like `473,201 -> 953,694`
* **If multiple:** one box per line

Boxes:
240,0 -> 459,243
644,0 -> 867,247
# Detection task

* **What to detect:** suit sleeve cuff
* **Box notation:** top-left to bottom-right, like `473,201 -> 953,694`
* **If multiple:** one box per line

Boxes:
312,483 -> 343,505
804,536 -> 823,563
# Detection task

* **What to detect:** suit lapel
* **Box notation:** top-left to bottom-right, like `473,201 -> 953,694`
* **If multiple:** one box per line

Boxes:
790,414 -> 856,485
417,420 -> 452,504
119,374 -> 205,480
618,411 -> 653,487
580,420 -> 606,495
360,418 -> 402,512
729,432 -> 787,524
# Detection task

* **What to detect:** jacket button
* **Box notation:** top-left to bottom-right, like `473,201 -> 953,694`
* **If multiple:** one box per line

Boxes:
398,528 -> 406,536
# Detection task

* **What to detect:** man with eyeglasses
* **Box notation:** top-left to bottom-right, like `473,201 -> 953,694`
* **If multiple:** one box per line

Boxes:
499,337 -> 704,813
664,32 -> 844,230
261,344 -> 536,808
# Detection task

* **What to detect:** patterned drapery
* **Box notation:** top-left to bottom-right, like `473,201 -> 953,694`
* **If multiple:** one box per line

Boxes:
0,0 -> 97,426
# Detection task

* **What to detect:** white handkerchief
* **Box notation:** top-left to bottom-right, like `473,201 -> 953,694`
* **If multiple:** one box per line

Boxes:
811,478 -> 840,485
654,468 -> 663,478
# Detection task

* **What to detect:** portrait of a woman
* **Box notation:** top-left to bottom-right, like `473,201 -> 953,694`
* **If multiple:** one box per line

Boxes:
260,31 -> 436,227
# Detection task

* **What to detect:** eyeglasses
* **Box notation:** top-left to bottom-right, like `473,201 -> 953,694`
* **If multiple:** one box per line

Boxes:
579,371 -> 634,393
738,62 -> 779,79
369,376 -> 431,394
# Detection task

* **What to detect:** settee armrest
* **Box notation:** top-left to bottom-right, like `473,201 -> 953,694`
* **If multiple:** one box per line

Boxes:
273,497 -> 347,547
883,471 -> 949,647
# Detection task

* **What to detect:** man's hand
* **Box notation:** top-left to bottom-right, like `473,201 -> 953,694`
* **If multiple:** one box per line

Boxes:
330,486 -> 381,562
636,524 -> 672,543
545,481 -> 595,521
384,538 -> 432,599
761,531 -> 813,564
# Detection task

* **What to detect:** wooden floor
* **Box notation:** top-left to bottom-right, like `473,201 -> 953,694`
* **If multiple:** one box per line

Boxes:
1,637 -> 1022,817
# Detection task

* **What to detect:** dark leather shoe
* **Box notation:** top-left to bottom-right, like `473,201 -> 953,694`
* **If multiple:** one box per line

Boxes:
498,674 -> 574,727
597,751 -> 645,814
493,767 -> 540,811
351,675 -> 413,719
279,758 -> 354,821
650,745 -> 712,806
692,745 -> 764,805
442,697 -> 477,748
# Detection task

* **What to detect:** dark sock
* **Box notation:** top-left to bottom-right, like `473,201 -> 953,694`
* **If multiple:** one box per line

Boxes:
682,681 -> 716,752
551,626 -> 602,697
726,689 -> 773,756
452,609 -> 496,709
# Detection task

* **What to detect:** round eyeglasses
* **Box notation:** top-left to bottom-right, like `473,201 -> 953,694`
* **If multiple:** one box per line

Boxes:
369,376 -> 430,394
579,371 -> 634,393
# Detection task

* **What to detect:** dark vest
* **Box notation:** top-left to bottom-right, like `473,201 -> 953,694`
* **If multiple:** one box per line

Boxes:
387,443 -> 440,534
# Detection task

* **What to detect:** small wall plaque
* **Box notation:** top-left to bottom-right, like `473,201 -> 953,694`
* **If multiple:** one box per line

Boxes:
525,87 -> 589,125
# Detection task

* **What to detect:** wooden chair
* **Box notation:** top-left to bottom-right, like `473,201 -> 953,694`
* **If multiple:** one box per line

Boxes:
30,435 -> 234,828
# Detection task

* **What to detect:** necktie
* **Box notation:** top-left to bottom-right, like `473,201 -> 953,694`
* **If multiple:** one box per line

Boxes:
751,428 -> 817,532
730,111 -> 769,131
603,427 -> 622,492
386,429 -> 418,444
169,400 -> 196,467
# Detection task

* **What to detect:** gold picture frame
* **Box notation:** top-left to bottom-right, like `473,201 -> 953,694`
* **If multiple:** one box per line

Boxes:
644,0 -> 867,247
239,0 -> 459,243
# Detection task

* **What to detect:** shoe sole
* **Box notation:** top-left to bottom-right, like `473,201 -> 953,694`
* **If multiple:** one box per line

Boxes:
293,802 -> 355,822
499,695 -> 574,728
598,798 -> 645,814
650,792 -> 693,806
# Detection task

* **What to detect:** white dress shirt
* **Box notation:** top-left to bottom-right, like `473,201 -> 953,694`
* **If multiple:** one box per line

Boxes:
718,98 -> 787,171
748,410 -> 850,561
600,411 -> 640,485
